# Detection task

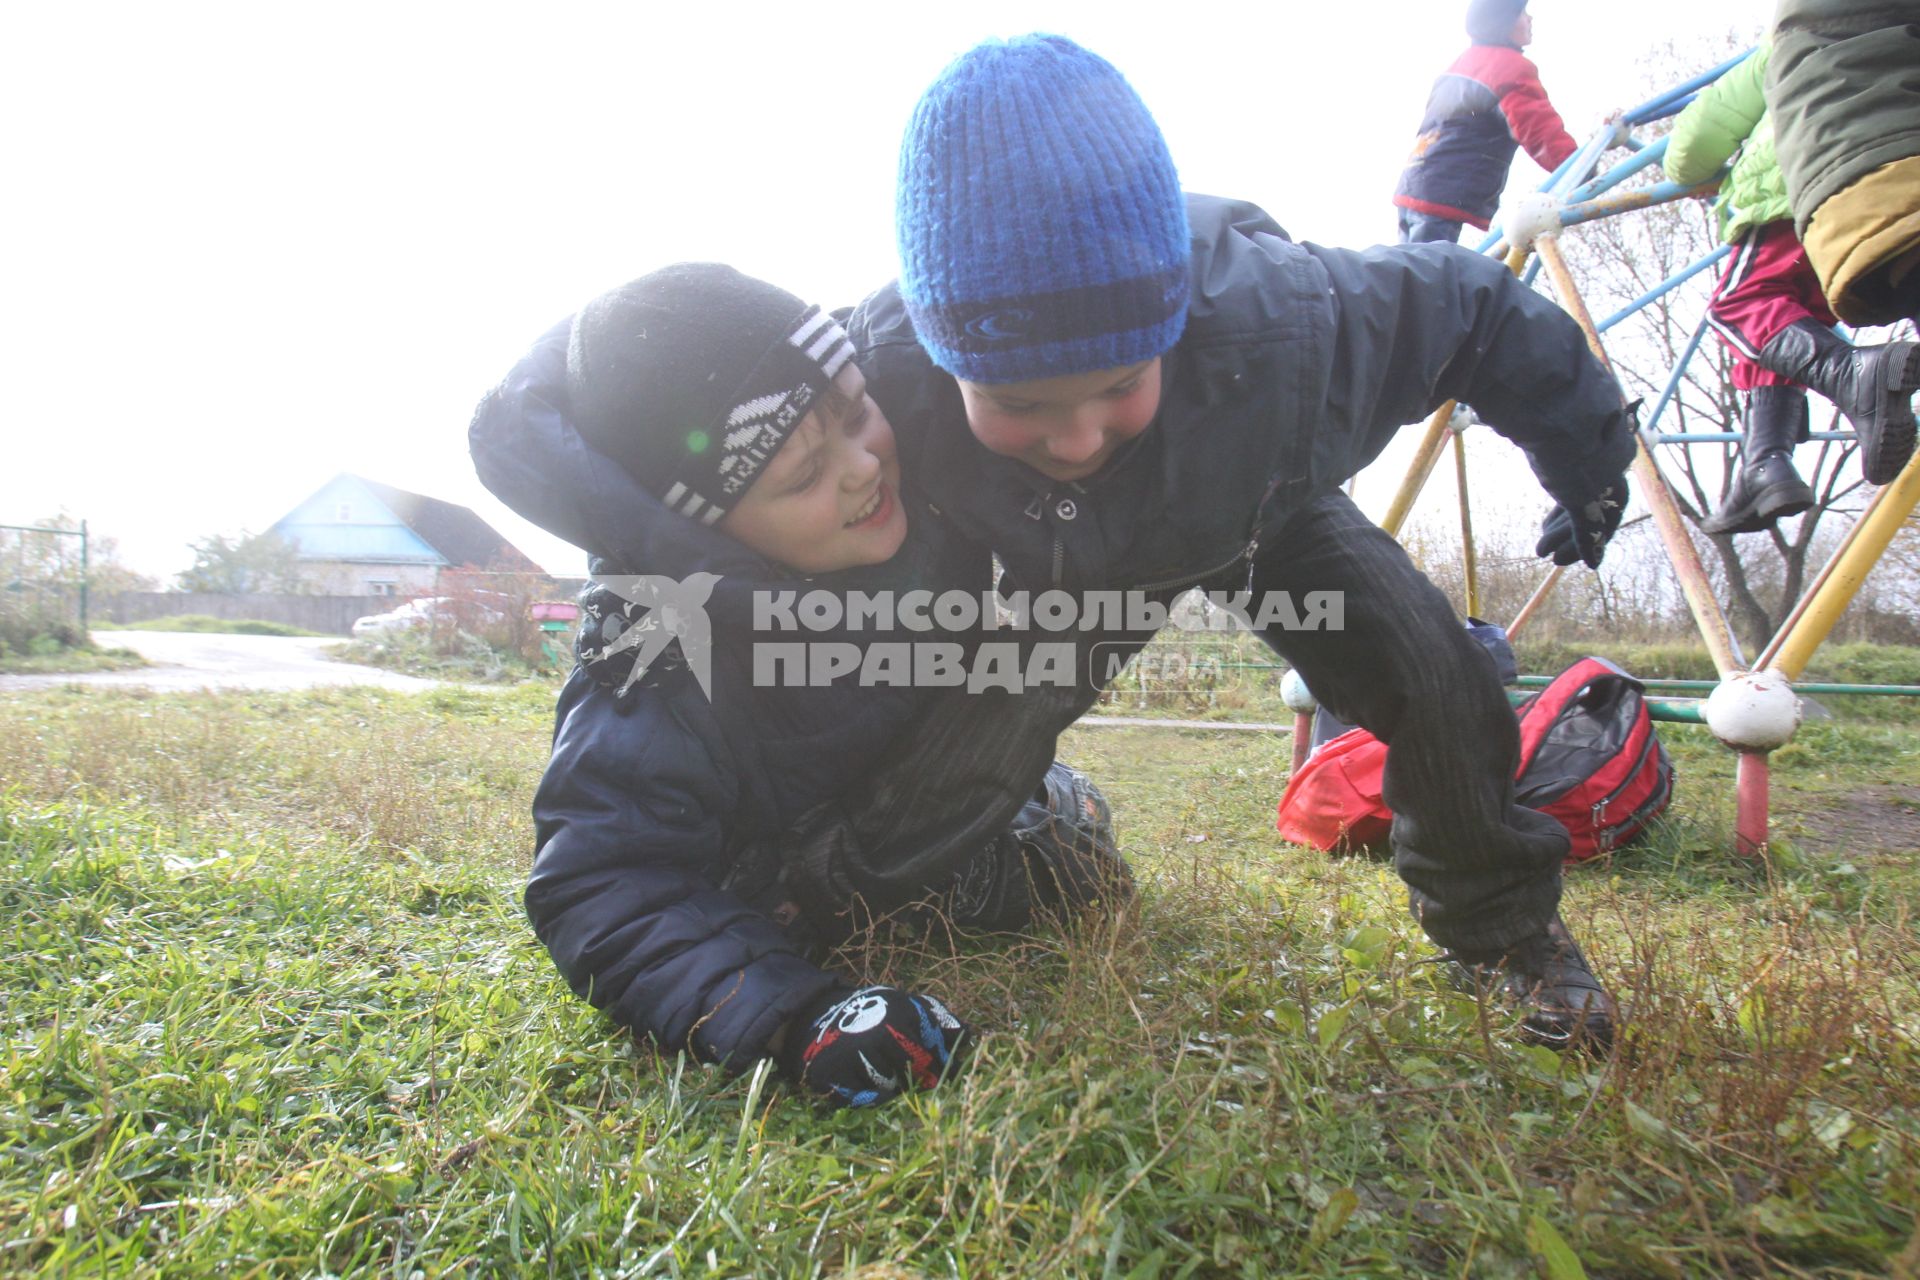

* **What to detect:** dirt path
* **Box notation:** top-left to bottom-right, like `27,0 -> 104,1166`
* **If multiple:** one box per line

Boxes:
0,631 -> 443,694
1787,782 -> 1920,857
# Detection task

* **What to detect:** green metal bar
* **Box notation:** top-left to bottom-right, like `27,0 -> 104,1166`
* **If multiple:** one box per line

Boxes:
1514,675 -> 1920,697
1503,688 -> 1707,723
79,518 -> 89,634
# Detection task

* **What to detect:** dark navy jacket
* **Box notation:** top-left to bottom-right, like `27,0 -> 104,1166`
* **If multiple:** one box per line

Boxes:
850,194 -> 1637,601
469,324 -> 990,1068
1393,43 -> 1577,229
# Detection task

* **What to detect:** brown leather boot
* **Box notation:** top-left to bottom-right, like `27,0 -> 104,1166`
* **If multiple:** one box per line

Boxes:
1449,913 -> 1617,1053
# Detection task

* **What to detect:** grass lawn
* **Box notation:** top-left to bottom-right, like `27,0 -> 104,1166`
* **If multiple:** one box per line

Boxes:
1,682 -> 1916,1276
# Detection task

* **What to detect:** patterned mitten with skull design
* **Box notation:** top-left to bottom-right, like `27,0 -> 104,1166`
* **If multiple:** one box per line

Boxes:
777,985 -> 970,1108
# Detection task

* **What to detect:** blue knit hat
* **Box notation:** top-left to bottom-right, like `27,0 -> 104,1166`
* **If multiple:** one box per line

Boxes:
895,35 -> 1190,384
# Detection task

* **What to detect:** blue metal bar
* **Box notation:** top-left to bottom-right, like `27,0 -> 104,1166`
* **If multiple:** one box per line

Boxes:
1597,245 -> 1732,332
1558,179 -> 1719,231
1643,311 -> 1713,439
1638,94 -> 1698,125
1566,137 -> 1672,204
1656,431 -> 1854,444
1626,50 -> 1753,123
1549,125 -> 1621,199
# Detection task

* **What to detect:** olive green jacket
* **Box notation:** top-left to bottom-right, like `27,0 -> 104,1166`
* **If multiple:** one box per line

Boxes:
1770,0 -> 1920,235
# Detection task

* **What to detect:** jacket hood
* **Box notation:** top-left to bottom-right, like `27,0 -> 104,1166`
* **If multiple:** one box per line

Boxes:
468,319 -> 946,636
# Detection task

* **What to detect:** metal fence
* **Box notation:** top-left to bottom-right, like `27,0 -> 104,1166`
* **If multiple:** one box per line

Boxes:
1,521 -> 89,647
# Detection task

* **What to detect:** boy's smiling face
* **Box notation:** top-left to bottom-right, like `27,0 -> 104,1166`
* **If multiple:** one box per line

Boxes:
956,358 -> 1163,483
718,363 -> 909,573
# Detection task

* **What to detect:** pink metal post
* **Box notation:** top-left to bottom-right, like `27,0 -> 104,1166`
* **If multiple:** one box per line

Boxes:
1735,751 -> 1771,856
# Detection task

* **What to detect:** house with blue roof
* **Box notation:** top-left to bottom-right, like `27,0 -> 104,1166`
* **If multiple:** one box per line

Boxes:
269,473 -> 537,596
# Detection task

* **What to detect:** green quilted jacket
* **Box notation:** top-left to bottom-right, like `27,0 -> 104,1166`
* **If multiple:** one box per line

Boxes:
1770,0 -> 1920,236
1666,44 -> 1790,244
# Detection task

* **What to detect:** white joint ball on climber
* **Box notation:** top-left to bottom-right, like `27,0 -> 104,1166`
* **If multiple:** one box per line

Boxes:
1703,670 -> 1801,751
1446,403 -> 1480,434
1500,192 -> 1564,251
1280,668 -> 1318,714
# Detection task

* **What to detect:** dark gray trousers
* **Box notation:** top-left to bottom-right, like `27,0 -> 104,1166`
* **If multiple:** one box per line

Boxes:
1249,492 -> 1567,953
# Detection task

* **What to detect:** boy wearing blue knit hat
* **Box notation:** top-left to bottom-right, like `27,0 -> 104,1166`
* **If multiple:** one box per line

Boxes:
852,34 -> 1638,1051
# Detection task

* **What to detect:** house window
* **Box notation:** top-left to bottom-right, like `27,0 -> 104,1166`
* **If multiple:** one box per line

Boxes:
335,503 -> 353,522
368,580 -> 398,597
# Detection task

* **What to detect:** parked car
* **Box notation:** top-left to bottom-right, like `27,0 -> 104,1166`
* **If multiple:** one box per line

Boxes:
351,594 -> 507,638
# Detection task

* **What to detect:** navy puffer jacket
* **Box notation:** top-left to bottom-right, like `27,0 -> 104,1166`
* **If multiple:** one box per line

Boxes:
470,324 -> 993,1068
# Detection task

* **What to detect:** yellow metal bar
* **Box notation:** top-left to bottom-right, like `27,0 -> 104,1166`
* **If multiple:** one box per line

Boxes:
1379,245 -> 1534,541
1380,404 -> 1455,539
1533,236 -> 1743,677
1454,431 -> 1481,617
1766,451 -> 1920,679
1507,565 -> 1565,639
1754,505 -> 1867,672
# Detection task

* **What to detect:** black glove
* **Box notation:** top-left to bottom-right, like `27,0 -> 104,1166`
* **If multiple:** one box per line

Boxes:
1536,475 -> 1629,568
778,985 -> 969,1108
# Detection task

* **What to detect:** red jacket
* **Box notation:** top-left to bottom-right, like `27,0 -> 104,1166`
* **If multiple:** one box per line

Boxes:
1394,43 -> 1576,229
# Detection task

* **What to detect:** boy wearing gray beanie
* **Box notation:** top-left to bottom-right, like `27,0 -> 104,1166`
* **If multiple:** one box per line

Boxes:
858,34 -> 1637,1051
470,264 -> 1134,1108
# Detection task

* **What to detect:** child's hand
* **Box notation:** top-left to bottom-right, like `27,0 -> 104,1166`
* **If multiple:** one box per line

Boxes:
1535,475 -> 1630,569
1602,109 -> 1631,151
779,986 -> 969,1107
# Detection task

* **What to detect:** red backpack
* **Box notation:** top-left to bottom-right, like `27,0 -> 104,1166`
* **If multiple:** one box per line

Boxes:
1275,657 -> 1675,864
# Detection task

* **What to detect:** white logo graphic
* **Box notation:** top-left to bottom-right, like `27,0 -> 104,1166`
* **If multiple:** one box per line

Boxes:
591,573 -> 720,700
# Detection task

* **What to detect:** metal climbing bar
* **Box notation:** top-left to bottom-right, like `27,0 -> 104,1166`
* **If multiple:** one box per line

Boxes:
1564,136 -> 1673,205
1761,453 -> 1920,679
1515,676 -> 1920,697
1642,311 -> 1714,440
1532,236 -> 1744,677
1624,50 -> 1753,124
1556,177 -> 1725,232
1655,431 -> 1854,444
1596,244 -> 1731,333
1454,432 -> 1480,618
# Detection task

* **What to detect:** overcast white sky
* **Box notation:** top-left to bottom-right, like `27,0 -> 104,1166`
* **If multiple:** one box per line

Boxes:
2,2 -> 1763,579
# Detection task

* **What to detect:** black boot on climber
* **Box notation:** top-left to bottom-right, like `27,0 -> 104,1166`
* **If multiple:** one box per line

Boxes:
1753,319 -> 1919,486
1701,385 -> 1817,536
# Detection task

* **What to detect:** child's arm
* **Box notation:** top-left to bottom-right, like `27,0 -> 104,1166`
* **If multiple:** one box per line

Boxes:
1665,47 -> 1768,187
1497,54 -> 1577,173
527,675 -> 844,1070
1303,241 -> 1637,518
